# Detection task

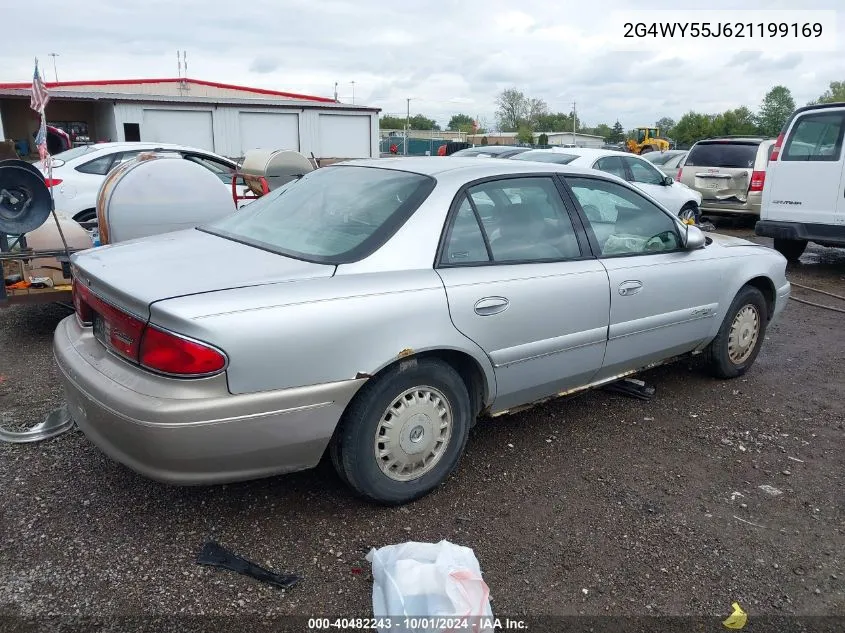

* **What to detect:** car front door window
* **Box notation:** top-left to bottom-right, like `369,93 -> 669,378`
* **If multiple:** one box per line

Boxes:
566,176 -> 680,256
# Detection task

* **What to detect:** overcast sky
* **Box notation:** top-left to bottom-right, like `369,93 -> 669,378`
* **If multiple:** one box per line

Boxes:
0,0 -> 841,130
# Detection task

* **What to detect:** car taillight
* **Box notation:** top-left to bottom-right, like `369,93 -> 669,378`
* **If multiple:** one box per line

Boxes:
770,132 -> 785,161
43,178 -> 62,187
749,170 -> 766,192
139,327 -> 227,376
72,278 -> 93,325
676,167 -> 683,182
73,281 -> 226,376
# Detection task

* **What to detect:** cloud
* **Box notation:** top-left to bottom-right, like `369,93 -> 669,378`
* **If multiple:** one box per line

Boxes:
249,57 -> 279,74
0,0 -> 841,130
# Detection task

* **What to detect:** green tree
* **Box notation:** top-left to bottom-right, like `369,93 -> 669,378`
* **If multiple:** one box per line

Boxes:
711,107 -> 759,136
590,123 -> 613,140
480,136 -> 488,145
672,112 -> 714,146
496,88 -> 529,131
447,113 -> 476,132
527,98 -> 549,128
810,80 -> 845,104
380,115 -> 406,130
609,121 -> 625,143
516,126 -> 534,144
536,112 -> 579,133
756,85 -> 795,137
538,133 -> 549,146
655,117 -> 676,138
408,114 -> 440,131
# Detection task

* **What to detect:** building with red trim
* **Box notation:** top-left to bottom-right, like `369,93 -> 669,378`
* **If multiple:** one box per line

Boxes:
0,78 -> 380,159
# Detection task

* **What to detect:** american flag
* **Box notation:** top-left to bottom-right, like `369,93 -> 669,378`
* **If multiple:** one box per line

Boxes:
31,59 -> 50,165
30,59 -> 50,112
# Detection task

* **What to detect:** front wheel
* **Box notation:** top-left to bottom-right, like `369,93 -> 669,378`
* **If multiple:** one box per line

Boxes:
773,238 -> 807,262
330,358 -> 472,505
678,203 -> 699,224
704,285 -> 768,379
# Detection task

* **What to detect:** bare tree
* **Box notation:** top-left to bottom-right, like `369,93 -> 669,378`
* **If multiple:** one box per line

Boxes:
527,98 -> 549,128
496,88 -> 529,132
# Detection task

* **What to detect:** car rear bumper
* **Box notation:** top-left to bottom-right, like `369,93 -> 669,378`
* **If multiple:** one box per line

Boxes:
699,201 -> 761,217
755,220 -> 845,246
53,316 -> 365,485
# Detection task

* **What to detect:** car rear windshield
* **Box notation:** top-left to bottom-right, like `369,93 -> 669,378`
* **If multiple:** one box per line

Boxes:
201,165 -> 435,264
513,151 -> 578,164
685,142 -> 760,168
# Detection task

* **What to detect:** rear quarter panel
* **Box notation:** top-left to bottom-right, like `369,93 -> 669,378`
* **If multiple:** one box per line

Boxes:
148,270 -> 497,397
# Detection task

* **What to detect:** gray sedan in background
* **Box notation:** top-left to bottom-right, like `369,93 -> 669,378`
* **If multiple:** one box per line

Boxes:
55,158 -> 790,504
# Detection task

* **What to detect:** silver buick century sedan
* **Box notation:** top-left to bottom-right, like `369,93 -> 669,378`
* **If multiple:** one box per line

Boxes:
54,157 -> 791,504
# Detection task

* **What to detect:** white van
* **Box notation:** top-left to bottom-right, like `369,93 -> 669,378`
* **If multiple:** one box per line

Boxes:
755,102 -> 845,261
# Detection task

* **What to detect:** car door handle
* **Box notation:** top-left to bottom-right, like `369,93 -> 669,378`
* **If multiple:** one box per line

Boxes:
474,297 -> 510,316
618,281 -> 643,296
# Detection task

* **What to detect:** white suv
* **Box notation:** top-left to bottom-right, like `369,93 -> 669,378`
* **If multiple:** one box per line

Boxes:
38,142 -> 244,227
756,102 -> 845,260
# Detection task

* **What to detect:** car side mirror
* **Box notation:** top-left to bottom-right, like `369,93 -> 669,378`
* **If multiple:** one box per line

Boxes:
683,224 -> 706,250
663,175 -> 674,186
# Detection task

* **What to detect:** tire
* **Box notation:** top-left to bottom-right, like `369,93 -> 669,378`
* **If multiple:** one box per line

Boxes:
679,203 -> 700,224
331,357 -> 472,505
704,285 -> 768,379
773,238 -> 807,262
72,209 -> 96,224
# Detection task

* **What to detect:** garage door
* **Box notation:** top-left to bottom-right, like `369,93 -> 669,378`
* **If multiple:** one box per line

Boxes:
318,114 -> 372,158
141,109 -> 214,151
239,112 -> 300,155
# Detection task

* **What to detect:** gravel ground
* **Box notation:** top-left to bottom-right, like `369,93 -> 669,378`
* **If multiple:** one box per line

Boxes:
1,228 -> 843,628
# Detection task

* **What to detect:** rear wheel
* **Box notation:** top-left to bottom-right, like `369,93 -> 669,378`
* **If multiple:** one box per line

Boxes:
773,238 -> 807,262
330,358 -> 472,505
704,285 -> 768,379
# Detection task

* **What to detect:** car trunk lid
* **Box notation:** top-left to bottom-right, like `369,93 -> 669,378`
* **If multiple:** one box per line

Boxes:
70,228 -> 335,320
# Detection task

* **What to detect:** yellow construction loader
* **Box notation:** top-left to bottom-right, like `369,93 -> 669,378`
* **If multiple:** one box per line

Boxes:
626,127 -> 670,154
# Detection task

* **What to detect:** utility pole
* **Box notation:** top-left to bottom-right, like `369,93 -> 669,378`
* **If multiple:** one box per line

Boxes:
334,82 -> 338,102
350,81 -> 356,105
405,97 -> 411,156
572,101 -> 577,146
48,53 -> 59,82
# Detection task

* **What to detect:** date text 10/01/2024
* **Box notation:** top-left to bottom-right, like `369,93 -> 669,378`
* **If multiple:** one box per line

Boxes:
623,22 -> 823,38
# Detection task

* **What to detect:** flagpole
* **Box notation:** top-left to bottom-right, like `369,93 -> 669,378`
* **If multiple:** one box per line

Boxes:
32,57 -> 71,260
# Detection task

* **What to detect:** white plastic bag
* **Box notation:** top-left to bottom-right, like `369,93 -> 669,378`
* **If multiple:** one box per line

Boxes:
366,540 -> 494,633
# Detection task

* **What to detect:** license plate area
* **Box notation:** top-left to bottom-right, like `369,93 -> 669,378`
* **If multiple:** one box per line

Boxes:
92,313 -> 109,349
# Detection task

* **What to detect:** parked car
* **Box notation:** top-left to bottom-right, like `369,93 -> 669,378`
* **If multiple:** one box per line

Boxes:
510,149 -> 581,165
676,137 -> 776,220
755,102 -> 845,261
38,142 -> 246,227
525,148 -> 702,222
642,149 -> 688,177
449,146 -> 530,158
56,157 -> 790,504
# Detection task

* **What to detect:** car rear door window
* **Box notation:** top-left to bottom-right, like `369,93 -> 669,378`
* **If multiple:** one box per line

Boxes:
782,112 -> 845,162
566,176 -> 681,256
75,154 -> 117,175
442,196 -> 491,265
442,177 -> 582,265
623,157 -> 665,184
593,156 -> 627,179
685,142 -> 759,168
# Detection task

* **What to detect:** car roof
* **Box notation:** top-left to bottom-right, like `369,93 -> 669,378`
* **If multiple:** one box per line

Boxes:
547,147 -> 633,159
65,141 -> 227,157
335,156 -> 618,180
